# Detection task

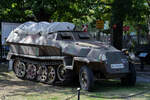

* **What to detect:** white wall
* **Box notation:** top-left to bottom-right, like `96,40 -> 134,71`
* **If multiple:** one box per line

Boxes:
1,22 -> 21,44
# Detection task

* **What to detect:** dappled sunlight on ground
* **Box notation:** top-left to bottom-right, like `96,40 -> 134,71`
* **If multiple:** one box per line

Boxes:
0,64 -> 150,100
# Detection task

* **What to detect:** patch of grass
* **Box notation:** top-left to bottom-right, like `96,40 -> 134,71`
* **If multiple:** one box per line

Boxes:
5,81 -> 149,100
82,81 -> 150,99
1,64 -> 150,100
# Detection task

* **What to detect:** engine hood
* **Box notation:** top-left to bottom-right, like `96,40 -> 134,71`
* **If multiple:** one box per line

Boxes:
62,40 -> 121,62
75,41 -> 119,52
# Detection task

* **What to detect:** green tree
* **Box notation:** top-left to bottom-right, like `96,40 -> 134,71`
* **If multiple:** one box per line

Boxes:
111,0 -> 132,50
0,0 -> 113,23
0,0 -> 149,49
111,0 -> 149,50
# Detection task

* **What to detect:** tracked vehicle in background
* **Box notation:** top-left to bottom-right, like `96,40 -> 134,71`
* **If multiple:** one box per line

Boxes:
6,21 -> 136,91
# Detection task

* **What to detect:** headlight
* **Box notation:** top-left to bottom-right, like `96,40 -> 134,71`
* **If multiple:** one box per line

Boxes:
99,54 -> 107,61
122,49 -> 129,55
125,51 -> 129,55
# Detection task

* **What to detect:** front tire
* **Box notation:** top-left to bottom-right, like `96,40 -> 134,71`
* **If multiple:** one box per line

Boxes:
121,63 -> 136,86
79,66 -> 94,91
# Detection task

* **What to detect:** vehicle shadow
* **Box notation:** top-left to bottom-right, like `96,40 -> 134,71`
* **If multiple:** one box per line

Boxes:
0,64 -> 9,72
0,75 -> 150,99
81,80 -> 150,99
0,64 -> 150,99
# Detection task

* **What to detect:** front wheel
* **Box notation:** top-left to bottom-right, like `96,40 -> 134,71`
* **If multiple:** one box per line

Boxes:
121,63 -> 136,86
79,66 -> 94,91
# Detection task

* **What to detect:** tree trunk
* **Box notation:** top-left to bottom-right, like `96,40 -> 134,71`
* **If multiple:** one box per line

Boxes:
112,21 -> 123,50
146,0 -> 150,43
111,0 -> 130,50
0,34 -> 2,59
148,16 -> 150,43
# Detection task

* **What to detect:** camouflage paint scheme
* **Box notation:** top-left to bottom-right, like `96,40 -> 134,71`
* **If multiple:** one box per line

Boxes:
7,30 -> 129,78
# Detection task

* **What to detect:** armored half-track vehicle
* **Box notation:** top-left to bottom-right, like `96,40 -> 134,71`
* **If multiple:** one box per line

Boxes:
6,22 -> 136,91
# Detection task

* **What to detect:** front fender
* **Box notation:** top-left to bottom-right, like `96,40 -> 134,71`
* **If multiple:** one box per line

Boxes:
73,57 -> 90,63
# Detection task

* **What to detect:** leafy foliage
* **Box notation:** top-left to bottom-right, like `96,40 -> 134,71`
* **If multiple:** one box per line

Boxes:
0,0 -> 112,24
0,0 -> 149,32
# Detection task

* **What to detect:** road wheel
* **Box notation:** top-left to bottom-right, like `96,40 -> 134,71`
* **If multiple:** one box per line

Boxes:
13,60 -> 26,79
47,66 -> 57,84
121,63 -> 136,86
57,64 -> 65,81
26,64 -> 37,80
79,66 -> 94,91
37,65 -> 48,82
